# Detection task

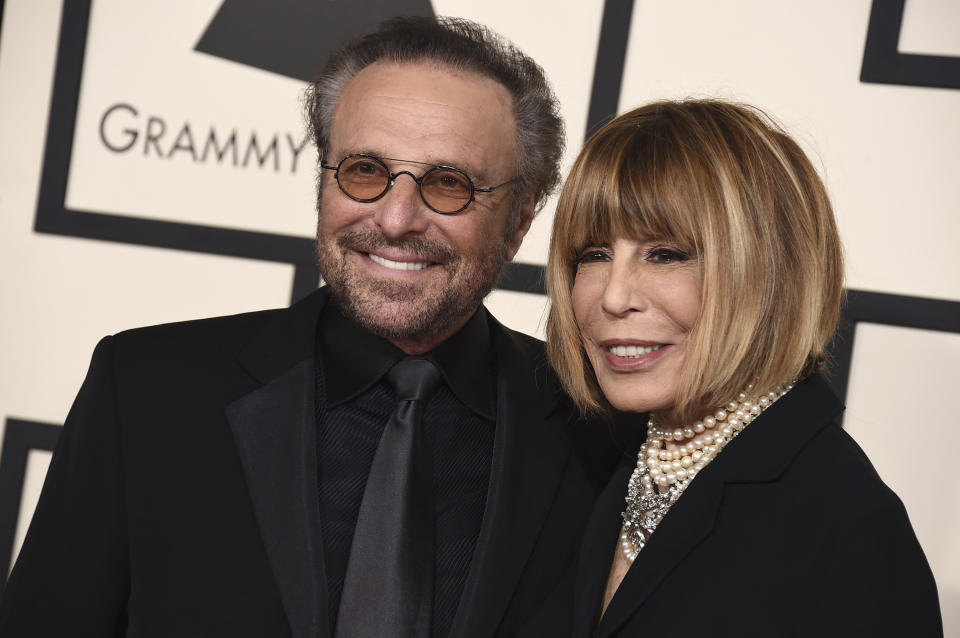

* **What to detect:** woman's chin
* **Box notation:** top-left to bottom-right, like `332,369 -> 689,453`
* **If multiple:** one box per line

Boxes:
604,392 -> 674,416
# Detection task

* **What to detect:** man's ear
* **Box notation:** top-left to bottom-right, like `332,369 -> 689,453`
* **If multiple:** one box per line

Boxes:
505,195 -> 536,261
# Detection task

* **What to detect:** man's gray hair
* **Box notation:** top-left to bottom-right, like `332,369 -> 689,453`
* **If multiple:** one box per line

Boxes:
304,15 -> 565,217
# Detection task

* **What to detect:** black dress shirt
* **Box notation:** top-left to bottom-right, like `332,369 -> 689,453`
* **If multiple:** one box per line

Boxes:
315,302 -> 496,638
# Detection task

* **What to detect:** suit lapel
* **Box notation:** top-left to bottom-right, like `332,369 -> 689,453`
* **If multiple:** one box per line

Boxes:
571,463 -> 632,637
593,466 -> 724,637
449,318 -> 570,638
587,375 -> 844,637
226,290 -> 331,638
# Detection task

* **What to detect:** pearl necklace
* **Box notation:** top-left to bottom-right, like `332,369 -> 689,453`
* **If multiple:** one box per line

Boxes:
619,383 -> 793,562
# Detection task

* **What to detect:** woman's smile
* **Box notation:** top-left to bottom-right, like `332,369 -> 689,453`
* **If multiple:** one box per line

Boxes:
598,340 -> 671,370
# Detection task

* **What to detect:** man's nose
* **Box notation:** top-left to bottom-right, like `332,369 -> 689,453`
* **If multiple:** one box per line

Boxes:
372,173 -> 430,239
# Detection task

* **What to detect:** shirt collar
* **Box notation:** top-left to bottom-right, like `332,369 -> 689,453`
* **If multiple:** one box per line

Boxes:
426,307 -> 495,420
319,302 -> 495,420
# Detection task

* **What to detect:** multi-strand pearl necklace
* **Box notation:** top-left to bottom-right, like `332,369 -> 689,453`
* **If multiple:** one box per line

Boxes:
619,383 -> 793,562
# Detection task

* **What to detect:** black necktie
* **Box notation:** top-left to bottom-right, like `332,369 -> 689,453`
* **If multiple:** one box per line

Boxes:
335,357 -> 443,638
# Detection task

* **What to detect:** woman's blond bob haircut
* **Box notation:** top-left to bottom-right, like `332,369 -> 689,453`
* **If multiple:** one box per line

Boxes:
547,99 -> 844,422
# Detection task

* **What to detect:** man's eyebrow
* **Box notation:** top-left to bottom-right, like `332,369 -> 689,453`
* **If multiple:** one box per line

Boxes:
329,147 -> 386,160
343,151 -> 483,178
415,156 -> 488,180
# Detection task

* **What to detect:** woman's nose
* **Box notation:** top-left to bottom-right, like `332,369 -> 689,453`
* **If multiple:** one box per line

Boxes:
600,259 -> 648,317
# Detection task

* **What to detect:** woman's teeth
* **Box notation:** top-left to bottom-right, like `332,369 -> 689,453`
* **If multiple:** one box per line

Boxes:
369,254 -> 429,271
607,344 -> 664,358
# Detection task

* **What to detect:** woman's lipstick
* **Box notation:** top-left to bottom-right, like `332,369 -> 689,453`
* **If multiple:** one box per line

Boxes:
599,339 -> 671,371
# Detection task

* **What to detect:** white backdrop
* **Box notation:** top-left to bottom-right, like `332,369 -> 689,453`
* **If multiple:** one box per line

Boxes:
1,0 -> 957,631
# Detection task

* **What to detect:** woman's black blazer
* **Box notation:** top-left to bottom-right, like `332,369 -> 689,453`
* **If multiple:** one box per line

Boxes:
529,375 -> 943,637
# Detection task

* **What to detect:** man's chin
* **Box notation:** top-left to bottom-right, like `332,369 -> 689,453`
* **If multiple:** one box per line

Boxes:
328,283 -> 448,341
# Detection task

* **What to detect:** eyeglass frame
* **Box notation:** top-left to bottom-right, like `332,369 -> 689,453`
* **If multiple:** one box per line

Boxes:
319,153 -> 519,215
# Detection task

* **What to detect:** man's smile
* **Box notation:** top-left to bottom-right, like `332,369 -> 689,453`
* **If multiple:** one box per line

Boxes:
368,253 -> 432,271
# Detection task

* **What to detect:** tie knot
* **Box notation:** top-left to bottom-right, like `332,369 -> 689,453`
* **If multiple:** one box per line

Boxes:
386,357 -> 443,403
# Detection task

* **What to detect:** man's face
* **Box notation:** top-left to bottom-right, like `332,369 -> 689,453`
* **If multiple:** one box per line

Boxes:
317,61 -> 532,353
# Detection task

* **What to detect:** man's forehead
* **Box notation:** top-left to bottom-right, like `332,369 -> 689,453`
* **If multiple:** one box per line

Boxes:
327,60 -> 517,178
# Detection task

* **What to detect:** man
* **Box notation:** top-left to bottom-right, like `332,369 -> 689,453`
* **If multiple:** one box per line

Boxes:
0,16 -> 609,638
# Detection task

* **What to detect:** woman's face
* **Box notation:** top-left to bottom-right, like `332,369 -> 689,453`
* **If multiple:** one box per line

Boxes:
572,238 -> 701,419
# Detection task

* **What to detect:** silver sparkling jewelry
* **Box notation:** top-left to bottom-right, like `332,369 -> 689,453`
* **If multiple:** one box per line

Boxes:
619,383 -> 793,562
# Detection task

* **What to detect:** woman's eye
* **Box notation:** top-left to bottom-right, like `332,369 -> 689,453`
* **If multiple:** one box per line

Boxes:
575,248 -> 611,265
646,247 -> 690,264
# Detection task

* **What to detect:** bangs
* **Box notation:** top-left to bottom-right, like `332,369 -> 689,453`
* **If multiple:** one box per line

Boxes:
556,118 -> 702,262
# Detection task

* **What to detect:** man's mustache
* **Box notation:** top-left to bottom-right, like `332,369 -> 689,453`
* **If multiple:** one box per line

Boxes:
336,229 -> 457,264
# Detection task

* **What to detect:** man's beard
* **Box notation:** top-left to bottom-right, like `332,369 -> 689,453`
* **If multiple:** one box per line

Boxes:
316,227 -> 509,344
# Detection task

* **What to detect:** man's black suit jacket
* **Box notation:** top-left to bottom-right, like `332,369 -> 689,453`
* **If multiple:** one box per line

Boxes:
0,288 -> 604,637
522,375 -> 943,637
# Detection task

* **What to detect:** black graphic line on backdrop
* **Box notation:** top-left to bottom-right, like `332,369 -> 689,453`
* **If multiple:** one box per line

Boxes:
0,420 -> 62,584
826,290 -> 960,409
0,0 -> 6,54
861,0 -> 960,90
585,0 -> 635,139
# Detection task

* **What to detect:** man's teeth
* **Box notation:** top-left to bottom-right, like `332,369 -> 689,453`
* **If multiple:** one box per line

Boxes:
608,344 -> 663,358
369,254 -> 429,271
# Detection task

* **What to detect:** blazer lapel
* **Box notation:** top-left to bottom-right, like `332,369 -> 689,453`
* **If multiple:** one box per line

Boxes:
572,463 -> 633,637
226,290 -> 331,638
449,318 -> 570,638
593,462 -> 724,637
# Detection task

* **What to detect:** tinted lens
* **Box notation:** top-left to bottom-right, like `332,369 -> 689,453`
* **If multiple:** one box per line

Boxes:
421,167 -> 473,213
337,156 -> 390,201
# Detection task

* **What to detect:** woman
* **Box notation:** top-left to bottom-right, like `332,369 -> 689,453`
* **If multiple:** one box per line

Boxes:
545,100 -> 942,636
